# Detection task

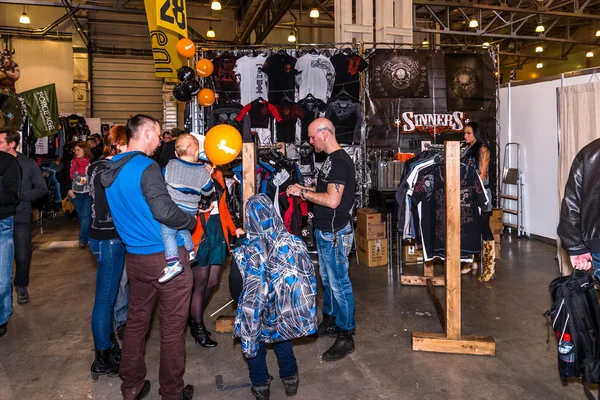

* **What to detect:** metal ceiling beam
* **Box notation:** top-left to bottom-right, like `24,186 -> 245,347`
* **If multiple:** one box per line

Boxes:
254,0 -> 297,44
232,0 -> 271,44
413,0 -> 600,20
0,0 -> 146,14
413,27 -> 600,46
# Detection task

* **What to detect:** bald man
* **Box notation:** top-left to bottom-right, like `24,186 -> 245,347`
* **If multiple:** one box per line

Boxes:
287,118 -> 357,362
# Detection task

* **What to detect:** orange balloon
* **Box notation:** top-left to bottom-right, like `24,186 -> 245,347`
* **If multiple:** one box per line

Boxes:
176,38 -> 196,58
195,59 -> 214,78
198,88 -> 215,107
204,125 -> 242,166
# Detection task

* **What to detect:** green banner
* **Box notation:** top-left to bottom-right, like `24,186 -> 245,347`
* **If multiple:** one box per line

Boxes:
20,83 -> 59,138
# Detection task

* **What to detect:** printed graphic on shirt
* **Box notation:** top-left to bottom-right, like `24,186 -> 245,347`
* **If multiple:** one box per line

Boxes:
296,54 -> 336,102
261,53 -> 298,104
330,52 -> 369,98
213,53 -> 240,100
235,55 -> 268,105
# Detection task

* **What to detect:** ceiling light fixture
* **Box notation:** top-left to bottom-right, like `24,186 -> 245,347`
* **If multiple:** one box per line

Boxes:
211,0 -> 222,10
310,8 -> 320,18
206,27 -> 216,38
482,42 -> 490,48
536,21 -> 545,33
422,39 -> 430,48
469,17 -> 478,28
535,45 -> 543,53
288,30 -> 296,42
586,50 -> 594,58
19,6 -> 30,24
596,29 -> 600,37
536,60 -> 543,68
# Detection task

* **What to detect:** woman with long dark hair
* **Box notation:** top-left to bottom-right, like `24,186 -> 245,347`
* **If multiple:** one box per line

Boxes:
189,164 -> 244,347
68,142 -> 93,248
461,121 -> 496,282
88,126 -> 128,379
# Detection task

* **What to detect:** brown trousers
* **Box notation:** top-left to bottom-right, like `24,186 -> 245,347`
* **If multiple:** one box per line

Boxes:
120,247 -> 193,400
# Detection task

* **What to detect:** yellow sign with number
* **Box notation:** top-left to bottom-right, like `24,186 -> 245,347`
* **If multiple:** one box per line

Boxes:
144,0 -> 185,77
155,0 -> 188,38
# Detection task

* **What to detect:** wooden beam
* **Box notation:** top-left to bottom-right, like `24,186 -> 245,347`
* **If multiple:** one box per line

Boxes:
400,275 -> 445,286
411,332 -> 497,356
427,280 -> 446,331
445,141 -> 461,340
242,143 -> 256,224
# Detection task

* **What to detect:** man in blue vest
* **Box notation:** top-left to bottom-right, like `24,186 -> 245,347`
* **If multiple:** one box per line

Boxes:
102,114 -> 196,400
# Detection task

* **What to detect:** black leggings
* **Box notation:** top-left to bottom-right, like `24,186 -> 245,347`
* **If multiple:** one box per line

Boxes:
481,211 -> 494,241
190,264 -> 222,325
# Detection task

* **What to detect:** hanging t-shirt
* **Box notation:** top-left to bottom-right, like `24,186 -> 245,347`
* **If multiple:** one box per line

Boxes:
276,100 -> 305,143
213,52 -> 240,101
236,99 -> 282,129
261,52 -> 298,105
325,95 -> 362,144
295,53 -> 336,102
297,95 -> 327,142
209,101 -> 251,142
411,163 -> 488,261
234,54 -> 268,106
329,52 -> 369,98
313,149 -> 356,232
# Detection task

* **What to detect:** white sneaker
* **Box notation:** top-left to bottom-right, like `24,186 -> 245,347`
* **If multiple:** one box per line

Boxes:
159,262 -> 184,284
188,250 -> 197,263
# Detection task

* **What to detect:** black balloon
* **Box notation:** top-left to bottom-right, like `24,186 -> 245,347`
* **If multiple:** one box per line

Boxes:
173,83 -> 192,102
181,78 -> 201,97
177,66 -> 195,82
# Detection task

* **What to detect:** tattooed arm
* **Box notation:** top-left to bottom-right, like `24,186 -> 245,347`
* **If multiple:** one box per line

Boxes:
301,183 -> 345,209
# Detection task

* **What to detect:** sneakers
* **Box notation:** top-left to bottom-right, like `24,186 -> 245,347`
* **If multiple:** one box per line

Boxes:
188,250 -> 197,263
16,286 -> 30,304
159,261 -> 184,284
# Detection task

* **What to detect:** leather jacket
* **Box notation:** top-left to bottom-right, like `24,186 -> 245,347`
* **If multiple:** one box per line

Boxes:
558,138 -> 600,255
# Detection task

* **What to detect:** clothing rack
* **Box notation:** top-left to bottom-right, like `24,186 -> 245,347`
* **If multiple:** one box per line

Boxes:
411,141 -> 496,356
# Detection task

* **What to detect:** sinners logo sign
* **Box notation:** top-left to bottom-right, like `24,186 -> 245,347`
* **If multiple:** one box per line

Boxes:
397,111 -> 470,135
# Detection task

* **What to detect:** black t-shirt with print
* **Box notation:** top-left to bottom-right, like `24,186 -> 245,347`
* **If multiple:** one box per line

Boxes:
411,163 -> 487,260
213,53 -> 240,101
325,95 -> 361,144
276,100 -> 305,143
329,52 -> 369,98
297,95 -> 327,142
261,53 -> 297,104
313,149 -> 356,232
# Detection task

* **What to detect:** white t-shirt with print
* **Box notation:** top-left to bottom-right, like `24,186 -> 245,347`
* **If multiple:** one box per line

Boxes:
295,54 -> 336,102
234,54 -> 269,106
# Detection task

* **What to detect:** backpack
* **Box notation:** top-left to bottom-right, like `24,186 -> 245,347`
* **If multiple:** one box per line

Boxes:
545,270 -> 600,399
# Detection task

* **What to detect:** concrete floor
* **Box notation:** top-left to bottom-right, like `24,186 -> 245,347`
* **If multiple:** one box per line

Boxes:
0,216 -> 587,400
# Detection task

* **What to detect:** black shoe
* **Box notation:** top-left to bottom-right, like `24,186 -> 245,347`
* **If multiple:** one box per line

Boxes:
116,323 -> 126,341
135,380 -> 151,400
281,373 -> 299,396
182,384 -> 194,400
90,349 -> 119,380
251,376 -> 272,400
0,322 -> 6,337
79,243 -> 88,249
316,313 -> 338,338
16,286 -> 30,304
322,330 -> 355,362
188,318 -> 211,336
189,320 -> 217,348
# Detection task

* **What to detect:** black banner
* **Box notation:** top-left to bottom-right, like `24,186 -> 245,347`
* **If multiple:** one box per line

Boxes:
370,50 -> 430,98
445,53 -> 488,111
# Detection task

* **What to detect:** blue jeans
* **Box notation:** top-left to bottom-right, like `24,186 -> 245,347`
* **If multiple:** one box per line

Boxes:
246,341 -> 297,386
42,167 -> 62,202
0,216 -> 14,325
160,208 -> 196,261
90,238 -> 126,351
315,223 -> 355,331
113,263 -> 129,328
592,253 -> 600,281
71,193 -> 92,245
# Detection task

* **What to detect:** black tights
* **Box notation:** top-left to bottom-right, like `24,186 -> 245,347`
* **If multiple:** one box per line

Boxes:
190,264 -> 222,325
481,211 -> 494,241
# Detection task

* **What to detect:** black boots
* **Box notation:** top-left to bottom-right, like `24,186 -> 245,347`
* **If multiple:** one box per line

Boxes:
90,349 -> 119,380
189,320 -> 217,348
316,313 -> 338,337
135,380 -> 151,400
322,330 -> 355,362
281,373 -> 299,396
251,376 -> 272,400
182,384 -> 194,399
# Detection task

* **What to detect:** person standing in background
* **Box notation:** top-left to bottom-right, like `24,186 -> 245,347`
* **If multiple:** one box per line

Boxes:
0,130 -> 48,305
67,142 -> 93,248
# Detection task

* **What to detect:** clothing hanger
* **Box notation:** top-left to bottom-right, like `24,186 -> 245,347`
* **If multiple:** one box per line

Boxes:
309,47 -> 319,55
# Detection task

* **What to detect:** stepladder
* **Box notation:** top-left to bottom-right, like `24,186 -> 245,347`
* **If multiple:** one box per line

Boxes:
501,143 -> 525,237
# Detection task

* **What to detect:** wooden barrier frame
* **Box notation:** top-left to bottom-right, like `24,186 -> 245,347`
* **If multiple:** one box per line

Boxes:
411,141 -> 496,356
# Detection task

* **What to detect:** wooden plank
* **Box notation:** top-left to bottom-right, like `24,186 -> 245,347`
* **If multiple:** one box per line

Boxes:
242,143 -> 256,225
215,315 -> 235,333
411,332 -> 496,356
400,275 -> 445,286
93,87 -> 163,96
424,260 -> 434,277
427,280 -> 446,331
93,80 -> 163,89
92,103 -> 163,112
93,70 -> 161,80
445,141 -> 461,340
